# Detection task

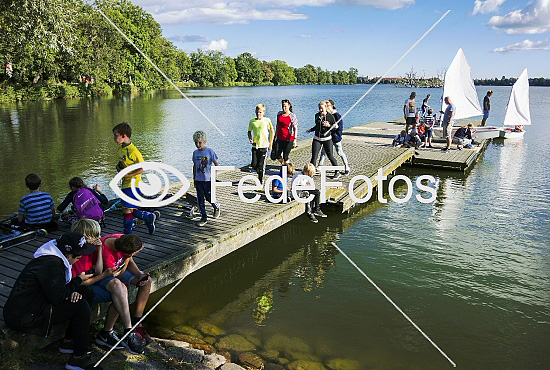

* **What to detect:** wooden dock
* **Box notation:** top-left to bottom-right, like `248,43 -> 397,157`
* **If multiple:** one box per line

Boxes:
343,121 -> 489,172
0,132 -> 413,333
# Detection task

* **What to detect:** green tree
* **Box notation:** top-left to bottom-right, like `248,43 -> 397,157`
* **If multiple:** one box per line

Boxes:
269,60 -> 296,86
208,51 -> 237,86
348,67 -> 358,84
190,50 -> 215,86
234,52 -> 263,84
0,0 -> 80,84
262,61 -> 274,83
338,70 -> 350,85
175,51 -> 192,81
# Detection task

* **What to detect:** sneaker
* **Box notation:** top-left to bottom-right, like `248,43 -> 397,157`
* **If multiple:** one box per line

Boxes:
197,219 -> 207,227
145,212 -> 157,234
153,210 -> 161,220
343,168 -> 350,176
428,145 -> 434,148
59,340 -> 73,354
186,206 -> 198,219
332,171 -> 341,180
121,332 -> 145,355
414,150 -> 420,155
95,330 -> 125,350
134,326 -> 153,344
66,353 -> 102,370
457,145 -> 463,150
313,209 -> 327,218
213,207 -> 221,219
306,213 -> 318,223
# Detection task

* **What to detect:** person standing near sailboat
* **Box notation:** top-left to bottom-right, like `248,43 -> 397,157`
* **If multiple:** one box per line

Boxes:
404,92 -> 416,133
481,90 -> 492,126
442,96 -> 456,152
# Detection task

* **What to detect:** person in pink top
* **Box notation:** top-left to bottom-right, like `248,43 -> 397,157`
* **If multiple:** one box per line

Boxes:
274,99 -> 298,165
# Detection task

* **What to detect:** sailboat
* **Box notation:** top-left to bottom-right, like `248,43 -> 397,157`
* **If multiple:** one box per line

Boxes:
433,48 -> 501,140
500,68 -> 530,139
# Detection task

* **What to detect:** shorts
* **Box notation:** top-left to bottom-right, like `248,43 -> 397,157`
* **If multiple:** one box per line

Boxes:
443,123 -> 453,139
406,117 -> 416,126
120,187 -> 142,209
90,271 -> 136,303
483,110 -> 489,119
426,129 -> 433,139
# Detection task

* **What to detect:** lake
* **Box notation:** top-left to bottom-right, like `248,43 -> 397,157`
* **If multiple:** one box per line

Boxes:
0,84 -> 549,369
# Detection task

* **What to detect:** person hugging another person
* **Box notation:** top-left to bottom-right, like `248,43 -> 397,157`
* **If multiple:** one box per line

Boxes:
318,100 -> 350,176
57,177 -> 108,225
69,219 -> 149,355
3,232 -> 99,370
307,101 -> 340,179
274,99 -> 298,165
112,122 -> 158,235
248,104 -> 274,184
11,173 -> 57,232
192,130 -> 221,227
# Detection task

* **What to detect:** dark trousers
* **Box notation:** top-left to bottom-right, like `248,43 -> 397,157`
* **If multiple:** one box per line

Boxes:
304,189 -> 321,214
311,139 -> 337,167
275,140 -> 293,162
251,147 -> 268,182
195,180 -> 219,220
10,218 -> 58,232
51,295 -> 91,356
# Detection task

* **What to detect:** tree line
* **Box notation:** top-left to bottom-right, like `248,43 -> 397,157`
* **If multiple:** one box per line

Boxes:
0,0 -> 358,101
475,76 -> 550,86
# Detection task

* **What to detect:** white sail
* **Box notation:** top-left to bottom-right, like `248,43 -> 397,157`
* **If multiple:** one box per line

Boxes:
441,48 -> 483,120
503,68 -> 531,127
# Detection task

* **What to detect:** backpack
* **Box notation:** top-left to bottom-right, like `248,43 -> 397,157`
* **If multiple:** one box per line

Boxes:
73,188 -> 103,221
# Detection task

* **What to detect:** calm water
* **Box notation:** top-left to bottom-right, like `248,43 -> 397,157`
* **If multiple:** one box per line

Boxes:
1,85 -> 549,369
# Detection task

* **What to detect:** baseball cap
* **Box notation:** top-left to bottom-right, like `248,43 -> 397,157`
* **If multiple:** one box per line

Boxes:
56,232 -> 96,256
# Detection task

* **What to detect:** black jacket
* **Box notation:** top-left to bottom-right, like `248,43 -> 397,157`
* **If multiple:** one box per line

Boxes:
309,112 -> 337,139
3,255 -> 82,337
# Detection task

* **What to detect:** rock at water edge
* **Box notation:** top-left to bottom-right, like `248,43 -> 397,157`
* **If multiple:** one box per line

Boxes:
216,334 -> 256,352
238,352 -> 264,369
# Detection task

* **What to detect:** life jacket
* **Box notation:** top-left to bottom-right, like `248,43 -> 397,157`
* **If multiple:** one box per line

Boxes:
73,188 -> 103,221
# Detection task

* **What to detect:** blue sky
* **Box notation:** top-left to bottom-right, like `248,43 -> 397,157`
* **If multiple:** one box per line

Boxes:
132,0 -> 550,78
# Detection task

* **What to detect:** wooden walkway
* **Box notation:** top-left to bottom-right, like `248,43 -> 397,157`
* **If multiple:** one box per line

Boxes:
0,133 -> 413,332
343,121 -> 489,171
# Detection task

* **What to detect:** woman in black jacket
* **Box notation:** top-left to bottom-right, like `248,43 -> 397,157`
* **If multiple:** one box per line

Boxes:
306,100 -> 339,178
3,233 -> 98,370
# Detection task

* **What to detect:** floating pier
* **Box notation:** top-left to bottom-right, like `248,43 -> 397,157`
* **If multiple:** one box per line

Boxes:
0,119 -> 489,337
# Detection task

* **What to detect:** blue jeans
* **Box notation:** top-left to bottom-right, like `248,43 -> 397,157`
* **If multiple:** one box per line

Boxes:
195,181 -> 219,221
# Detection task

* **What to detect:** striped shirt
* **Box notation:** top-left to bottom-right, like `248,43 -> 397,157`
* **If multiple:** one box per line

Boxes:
424,115 -> 435,129
18,192 -> 54,224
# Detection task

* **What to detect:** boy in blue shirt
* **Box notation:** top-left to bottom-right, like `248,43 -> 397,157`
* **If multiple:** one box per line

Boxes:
13,173 -> 57,231
192,131 -> 221,227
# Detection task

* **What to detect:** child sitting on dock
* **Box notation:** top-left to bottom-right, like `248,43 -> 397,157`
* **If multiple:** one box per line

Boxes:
271,162 -> 296,199
57,177 -> 108,224
113,122 -> 158,235
192,130 -> 221,227
392,130 -> 407,147
292,163 -> 326,223
70,219 -> 148,354
12,173 -> 57,232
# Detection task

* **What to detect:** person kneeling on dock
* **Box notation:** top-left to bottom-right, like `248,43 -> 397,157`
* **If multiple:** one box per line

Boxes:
392,130 -> 407,147
3,233 -> 99,370
453,123 -> 474,150
70,219 -> 147,355
404,130 -> 422,154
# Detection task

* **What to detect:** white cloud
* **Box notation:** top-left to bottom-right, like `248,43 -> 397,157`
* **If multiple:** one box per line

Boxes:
202,39 -> 228,51
132,0 -> 414,25
473,0 -> 505,15
493,38 -> 550,52
297,34 -> 312,38
168,35 -> 208,42
488,0 -> 550,34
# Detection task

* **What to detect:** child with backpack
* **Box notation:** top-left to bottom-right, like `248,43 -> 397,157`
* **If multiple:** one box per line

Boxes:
57,177 -> 108,224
